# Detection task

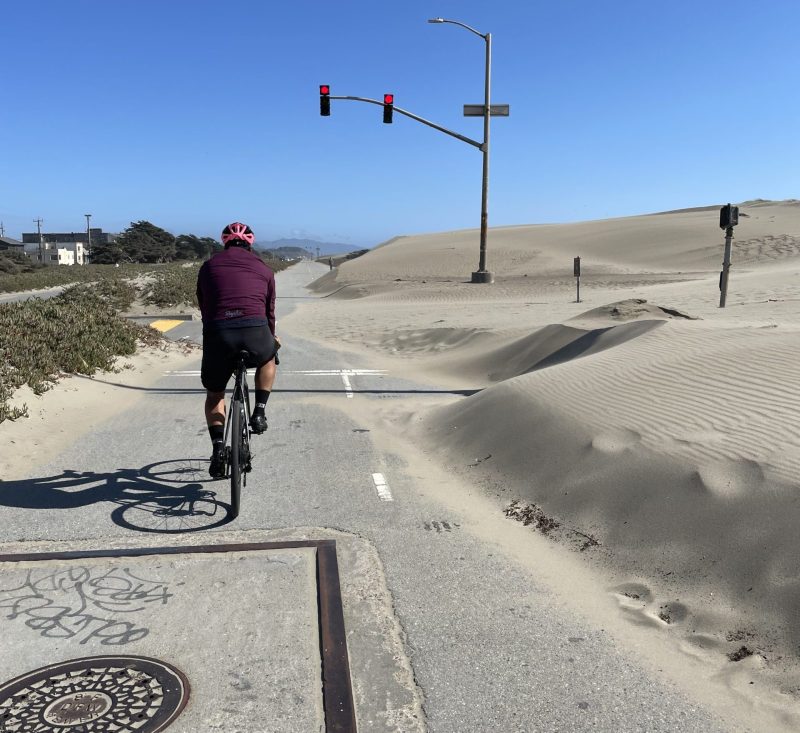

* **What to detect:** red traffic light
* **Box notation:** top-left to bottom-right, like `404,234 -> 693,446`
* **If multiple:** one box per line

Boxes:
320,85 -> 331,116
383,93 -> 394,124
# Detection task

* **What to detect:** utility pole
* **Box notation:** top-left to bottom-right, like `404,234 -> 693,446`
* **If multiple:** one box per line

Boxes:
85,213 -> 92,265
316,246 -> 320,260
0,222 -> 5,237
34,218 -> 44,264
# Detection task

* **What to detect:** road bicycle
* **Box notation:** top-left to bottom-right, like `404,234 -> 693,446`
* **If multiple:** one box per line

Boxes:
224,349 -> 254,518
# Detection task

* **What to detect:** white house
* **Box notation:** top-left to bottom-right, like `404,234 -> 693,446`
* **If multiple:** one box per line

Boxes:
23,241 -> 76,266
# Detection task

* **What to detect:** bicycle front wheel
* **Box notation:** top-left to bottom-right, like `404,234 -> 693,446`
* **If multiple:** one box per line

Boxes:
230,402 -> 244,518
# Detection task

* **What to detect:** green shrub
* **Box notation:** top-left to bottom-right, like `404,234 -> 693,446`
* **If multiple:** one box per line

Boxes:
143,264 -> 200,308
64,279 -> 137,311
0,289 -> 162,423
0,251 -> 43,276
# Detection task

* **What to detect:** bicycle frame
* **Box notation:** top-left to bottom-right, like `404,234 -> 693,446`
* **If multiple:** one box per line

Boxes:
224,353 -> 253,519
223,356 -> 252,451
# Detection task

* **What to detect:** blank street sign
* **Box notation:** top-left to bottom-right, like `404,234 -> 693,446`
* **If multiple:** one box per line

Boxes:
463,104 -> 510,117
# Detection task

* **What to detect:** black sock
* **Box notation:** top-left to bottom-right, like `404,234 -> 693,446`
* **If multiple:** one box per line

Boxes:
209,425 -> 224,444
253,390 -> 270,415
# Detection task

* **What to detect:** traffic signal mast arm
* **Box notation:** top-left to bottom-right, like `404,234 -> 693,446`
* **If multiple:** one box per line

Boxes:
328,95 -> 484,151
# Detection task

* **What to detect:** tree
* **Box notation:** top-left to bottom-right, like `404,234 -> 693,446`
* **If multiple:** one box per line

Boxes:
89,239 -> 126,264
175,234 -> 221,260
115,221 -> 176,263
201,237 -> 223,257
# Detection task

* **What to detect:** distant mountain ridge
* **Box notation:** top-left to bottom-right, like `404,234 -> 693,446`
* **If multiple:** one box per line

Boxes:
255,238 -> 358,258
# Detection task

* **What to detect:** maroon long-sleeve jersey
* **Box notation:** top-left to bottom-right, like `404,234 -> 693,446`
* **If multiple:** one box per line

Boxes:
196,246 -> 276,334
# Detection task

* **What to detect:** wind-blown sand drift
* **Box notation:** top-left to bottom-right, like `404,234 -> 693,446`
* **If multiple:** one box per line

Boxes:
283,200 -> 800,718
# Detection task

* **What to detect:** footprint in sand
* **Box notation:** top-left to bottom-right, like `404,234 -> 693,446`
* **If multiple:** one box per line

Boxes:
612,582 -> 652,603
591,428 -> 641,454
612,583 -> 664,628
612,584 -> 690,629
656,601 -> 689,625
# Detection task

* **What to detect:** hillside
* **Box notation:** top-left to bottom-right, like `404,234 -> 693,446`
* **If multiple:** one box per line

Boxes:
256,237 -> 360,258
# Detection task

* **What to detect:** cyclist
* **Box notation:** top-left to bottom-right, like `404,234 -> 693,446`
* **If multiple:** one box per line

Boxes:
196,222 -> 279,478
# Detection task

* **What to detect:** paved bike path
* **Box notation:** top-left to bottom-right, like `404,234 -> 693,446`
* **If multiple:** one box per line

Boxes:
0,262 -> 422,731
0,261 -> 737,732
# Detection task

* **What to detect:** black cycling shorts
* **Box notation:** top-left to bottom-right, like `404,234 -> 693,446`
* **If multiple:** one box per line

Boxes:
201,325 -> 277,392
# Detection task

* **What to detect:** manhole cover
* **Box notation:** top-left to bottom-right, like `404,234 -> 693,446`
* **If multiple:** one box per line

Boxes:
0,656 -> 189,732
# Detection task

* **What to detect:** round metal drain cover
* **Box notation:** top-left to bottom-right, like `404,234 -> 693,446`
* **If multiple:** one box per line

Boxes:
0,656 -> 189,731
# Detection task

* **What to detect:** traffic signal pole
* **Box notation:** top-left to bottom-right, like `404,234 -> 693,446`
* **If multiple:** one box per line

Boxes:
475,32 -> 492,282
321,19 -> 503,283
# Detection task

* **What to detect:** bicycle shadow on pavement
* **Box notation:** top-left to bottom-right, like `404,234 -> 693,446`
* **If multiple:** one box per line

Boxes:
0,460 -> 233,534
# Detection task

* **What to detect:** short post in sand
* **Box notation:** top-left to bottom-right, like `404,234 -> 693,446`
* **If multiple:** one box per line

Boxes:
574,256 -> 581,303
718,204 -> 739,308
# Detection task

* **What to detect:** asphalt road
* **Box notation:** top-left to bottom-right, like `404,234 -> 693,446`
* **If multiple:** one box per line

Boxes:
0,261 -> 734,732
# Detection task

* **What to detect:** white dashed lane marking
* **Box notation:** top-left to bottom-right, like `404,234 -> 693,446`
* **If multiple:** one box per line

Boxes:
372,473 -> 393,502
341,374 -> 353,399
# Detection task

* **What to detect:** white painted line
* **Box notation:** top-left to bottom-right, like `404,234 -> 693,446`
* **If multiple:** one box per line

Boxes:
371,472 -> 394,502
286,369 -> 386,375
163,369 -> 386,376
163,370 -> 257,376
163,367 -> 383,401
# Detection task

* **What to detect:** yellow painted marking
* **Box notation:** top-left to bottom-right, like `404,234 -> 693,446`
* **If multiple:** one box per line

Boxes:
149,319 -> 183,333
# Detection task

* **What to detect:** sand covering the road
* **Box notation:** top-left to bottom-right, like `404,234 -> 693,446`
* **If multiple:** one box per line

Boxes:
0,343 -> 197,482
283,200 -> 800,713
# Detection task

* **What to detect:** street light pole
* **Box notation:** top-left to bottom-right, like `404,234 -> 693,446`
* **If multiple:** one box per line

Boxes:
477,31 -> 491,282
429,17 -> 494,283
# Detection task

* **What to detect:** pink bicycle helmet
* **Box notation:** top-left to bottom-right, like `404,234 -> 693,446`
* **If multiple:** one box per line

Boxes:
221,221 -> 255,247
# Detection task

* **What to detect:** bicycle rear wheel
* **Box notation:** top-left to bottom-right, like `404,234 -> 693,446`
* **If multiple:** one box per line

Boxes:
230,401 -> 245,518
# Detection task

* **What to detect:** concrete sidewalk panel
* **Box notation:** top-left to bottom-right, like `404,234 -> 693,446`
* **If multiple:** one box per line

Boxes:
0,549 -> 323,732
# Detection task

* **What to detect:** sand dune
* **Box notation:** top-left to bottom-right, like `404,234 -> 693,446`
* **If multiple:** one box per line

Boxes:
336,200 -> 800,280
282,199 -> 800,719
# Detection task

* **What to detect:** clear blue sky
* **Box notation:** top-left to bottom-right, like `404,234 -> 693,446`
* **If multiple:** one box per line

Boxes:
2,0 -> 798,247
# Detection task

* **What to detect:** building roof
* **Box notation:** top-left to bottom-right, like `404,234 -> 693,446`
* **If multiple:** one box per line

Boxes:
0,236 -> 23,246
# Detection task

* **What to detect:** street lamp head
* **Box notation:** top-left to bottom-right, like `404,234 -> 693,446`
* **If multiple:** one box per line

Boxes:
427,17 -> 444,23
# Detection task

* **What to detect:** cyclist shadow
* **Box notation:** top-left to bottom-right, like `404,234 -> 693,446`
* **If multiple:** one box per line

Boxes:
0,460 -> 234,534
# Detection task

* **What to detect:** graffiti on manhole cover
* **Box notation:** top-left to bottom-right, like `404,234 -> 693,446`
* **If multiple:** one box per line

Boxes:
0,656 -> 189,731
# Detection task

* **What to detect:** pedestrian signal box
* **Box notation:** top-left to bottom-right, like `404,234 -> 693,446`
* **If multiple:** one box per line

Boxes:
719,204 -> 738,229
